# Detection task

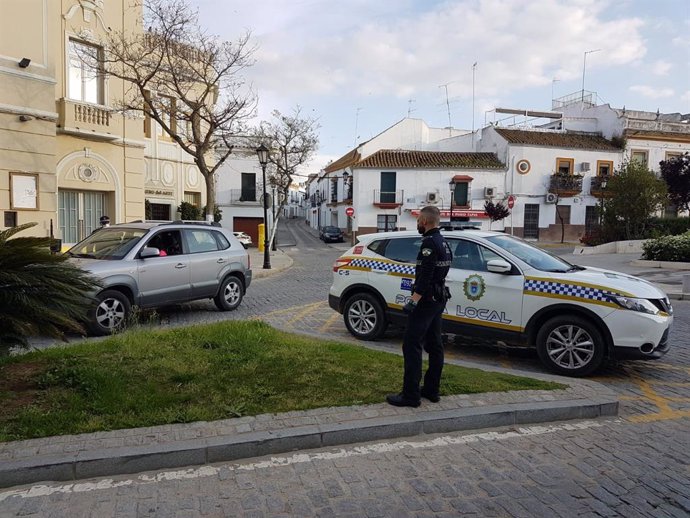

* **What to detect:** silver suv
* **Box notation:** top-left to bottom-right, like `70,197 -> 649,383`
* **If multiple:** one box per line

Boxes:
67,221 -> 252,335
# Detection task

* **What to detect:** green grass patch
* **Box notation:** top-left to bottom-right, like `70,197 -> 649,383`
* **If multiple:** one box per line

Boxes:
0,321 -> 564,442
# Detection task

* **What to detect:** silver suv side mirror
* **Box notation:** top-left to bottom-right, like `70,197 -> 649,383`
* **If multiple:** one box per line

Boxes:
140,247 -> 161,259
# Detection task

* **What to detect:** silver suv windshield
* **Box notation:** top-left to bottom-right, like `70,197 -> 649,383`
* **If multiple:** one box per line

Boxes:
485,235 -> 581,273
67,228 -> 147,260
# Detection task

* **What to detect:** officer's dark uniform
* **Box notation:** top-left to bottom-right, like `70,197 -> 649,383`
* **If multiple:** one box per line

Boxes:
402,227 -> 452,402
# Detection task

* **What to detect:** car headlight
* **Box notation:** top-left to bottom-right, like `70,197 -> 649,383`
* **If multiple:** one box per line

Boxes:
610,296 -> 659,315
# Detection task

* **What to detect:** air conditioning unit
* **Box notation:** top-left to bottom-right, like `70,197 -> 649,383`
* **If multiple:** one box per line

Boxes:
426,192 -> 439,204
484,187 -> 496,198
581,162 -> 591,172
545,192 -> 558,204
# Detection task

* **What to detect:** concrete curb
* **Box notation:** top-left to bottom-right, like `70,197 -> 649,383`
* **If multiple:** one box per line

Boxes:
0,396 -> 618,489
631,259 -> 690,270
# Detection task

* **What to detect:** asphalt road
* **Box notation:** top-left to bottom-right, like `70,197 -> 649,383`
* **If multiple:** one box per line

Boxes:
7,218 -> 689,517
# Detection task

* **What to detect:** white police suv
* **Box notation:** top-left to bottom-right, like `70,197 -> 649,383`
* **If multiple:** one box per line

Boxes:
328,230 -> 673,376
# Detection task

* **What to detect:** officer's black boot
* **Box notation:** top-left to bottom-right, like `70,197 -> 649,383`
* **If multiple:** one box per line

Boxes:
386,393 -> 421,407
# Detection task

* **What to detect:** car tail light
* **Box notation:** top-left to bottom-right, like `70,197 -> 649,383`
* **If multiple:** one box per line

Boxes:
333,258 -> 351,272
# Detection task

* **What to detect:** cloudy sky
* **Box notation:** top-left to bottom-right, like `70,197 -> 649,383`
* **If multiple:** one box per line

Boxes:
191,0 -> 690,175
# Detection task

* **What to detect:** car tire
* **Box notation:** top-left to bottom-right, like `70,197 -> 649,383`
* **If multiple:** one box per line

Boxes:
88,289 -> 131,336
343,292 -> 387,340
214,274 -> 244,311
536,315 -> 606,376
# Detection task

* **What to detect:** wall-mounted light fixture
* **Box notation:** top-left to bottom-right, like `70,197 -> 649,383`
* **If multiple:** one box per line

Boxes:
18,58 -> 31,68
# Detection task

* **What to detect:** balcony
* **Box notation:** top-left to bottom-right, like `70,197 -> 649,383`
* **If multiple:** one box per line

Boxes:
589,176 -> 613,198
229,189 -> 260,204
549,174 -> 583,197
373,189 -> 403,208
57,99 -> 117,140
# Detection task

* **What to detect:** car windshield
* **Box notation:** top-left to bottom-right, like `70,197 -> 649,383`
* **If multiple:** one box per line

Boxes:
66,228 -> 148,260
485,235 -> 578,273
325,227 -> 340,232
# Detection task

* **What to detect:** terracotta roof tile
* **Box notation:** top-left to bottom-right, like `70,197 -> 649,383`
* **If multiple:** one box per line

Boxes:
494,128 -> 620,151
355,150 -> 504,169
324,148 -> 361,173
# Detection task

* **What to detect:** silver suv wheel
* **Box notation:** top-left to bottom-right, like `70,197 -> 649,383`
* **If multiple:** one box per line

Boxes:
89,289 -> 131,336
214,275 -> 243,311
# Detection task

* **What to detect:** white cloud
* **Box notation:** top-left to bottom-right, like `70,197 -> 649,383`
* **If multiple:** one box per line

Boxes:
681,90 -> 690,103
629,85 -> 675,98
244,0 -> 646,100
651,60 -> 672,76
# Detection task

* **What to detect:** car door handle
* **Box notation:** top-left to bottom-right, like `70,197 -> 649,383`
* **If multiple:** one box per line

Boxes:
217,258 -> 225,263
175,263 -> 187,269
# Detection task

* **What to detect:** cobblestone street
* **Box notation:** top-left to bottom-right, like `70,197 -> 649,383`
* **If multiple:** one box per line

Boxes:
5,218 -> 689,517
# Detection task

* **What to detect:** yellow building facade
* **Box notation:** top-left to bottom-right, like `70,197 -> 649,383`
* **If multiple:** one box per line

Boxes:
0,0 -> 204,244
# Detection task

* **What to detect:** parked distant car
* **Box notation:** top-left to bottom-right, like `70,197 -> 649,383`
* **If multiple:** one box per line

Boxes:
68,221 -> 251,335
320,226 -> 345,243
233,231 -> 252,248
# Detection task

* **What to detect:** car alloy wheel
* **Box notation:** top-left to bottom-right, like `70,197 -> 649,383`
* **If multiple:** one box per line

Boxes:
343,292 -> 386,340
214,275 -> 243,311
536,315 -> 605,376
89,289 -> 131,336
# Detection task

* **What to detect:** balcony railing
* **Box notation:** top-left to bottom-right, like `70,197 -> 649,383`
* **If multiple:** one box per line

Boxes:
57,98 -> 116,139
229,189 -> 260,204
589,176 -> 613,198
373,189 -> 403,207
549,174 -> 583,197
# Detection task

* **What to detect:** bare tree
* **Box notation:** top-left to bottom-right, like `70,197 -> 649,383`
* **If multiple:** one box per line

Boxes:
92,0 -> 256,216
254,107 -> 319,247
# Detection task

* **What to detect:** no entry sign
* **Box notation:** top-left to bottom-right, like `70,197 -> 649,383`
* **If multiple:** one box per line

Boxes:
345,207 -> 355,217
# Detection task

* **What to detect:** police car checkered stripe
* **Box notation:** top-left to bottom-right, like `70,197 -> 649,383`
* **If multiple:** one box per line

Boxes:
349,258 -> 415,276
523,279 -> 618,303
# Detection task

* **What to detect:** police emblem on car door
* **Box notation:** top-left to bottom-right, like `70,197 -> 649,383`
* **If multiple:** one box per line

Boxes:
445,239 -> 524,337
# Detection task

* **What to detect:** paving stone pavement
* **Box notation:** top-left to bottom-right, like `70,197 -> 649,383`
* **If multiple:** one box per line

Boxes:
5,218 -> 689,516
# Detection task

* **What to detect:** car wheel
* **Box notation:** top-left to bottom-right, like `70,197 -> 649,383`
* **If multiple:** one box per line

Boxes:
214,275 -> 244,311
343,292 -> 387,340
536,315 -> 605,376
88,289 -> 131,336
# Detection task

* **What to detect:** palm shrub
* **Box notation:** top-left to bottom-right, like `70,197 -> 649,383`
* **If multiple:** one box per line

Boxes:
0,223 -> 101,354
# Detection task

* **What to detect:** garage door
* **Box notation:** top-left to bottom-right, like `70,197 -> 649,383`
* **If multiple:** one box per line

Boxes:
234,217 -> 263,246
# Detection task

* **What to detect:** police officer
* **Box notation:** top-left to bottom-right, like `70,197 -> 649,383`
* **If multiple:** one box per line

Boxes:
387,205 -> 452,407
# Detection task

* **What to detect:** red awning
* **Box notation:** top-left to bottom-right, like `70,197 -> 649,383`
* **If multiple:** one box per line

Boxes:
451,175 -> 474,182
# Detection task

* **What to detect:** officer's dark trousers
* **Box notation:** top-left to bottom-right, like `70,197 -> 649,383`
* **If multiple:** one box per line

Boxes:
402,299 -> 445,399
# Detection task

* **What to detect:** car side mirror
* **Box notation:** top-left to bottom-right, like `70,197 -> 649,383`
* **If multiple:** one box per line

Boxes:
140,247 -> 161,259
486,259 -> 513,274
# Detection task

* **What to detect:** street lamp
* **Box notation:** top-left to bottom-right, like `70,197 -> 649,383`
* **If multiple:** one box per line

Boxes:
599,177 -> 608,226
256,143 -> 271,269
449,179 -> 455,225
316,189 -> 321,230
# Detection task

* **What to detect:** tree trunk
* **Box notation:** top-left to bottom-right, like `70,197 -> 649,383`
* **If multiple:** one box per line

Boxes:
204,172 -> 215,222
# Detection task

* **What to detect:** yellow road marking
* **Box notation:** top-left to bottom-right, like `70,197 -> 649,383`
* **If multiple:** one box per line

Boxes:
319,312 -> 341,334
627,373 -> 690,423
250,302 -> 325,320
284,302 -> 324,328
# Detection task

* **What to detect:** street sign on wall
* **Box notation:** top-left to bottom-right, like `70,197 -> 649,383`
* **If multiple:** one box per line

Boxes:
507,196 -> 515,209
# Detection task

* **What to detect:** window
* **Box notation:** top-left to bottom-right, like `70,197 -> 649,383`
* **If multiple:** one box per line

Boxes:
214,231 -> 231,250
184,191 -> 201,207
448,239 -> 505,272
149,203 -> 171,220
556,157 -> 575,175
376,214 -> 397,232
156,95 -> 176,138
665,151 -> 683,161
523,204 -> 540,239
380,172 -> 396,203
596,160 -> 613,177
186,229 -> 219,254
330,179 -> 338,202
147,230 -> 183,256
380,237 -> 421,264
68,39 -> 103,104
585,206 -> 598,234
630,150 -> 648,167
240,173 -> 256,201
453,182 -> 469,207
555,205 -> 571,225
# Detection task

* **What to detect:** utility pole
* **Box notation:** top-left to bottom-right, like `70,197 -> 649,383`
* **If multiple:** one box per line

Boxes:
472,62 -> 477,150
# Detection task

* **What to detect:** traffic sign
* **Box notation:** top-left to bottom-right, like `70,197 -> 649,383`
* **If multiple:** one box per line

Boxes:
507,195 -> 515,209
345,207 -> 355,217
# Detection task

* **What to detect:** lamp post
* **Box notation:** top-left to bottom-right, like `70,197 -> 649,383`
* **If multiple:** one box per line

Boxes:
256,143 -> 271,269
449,179 -> 455,226
316,189 -> 321,230
599,177 -> 608,227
